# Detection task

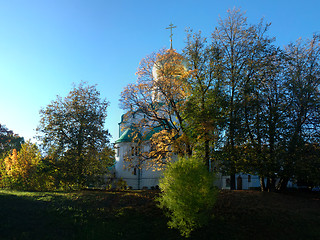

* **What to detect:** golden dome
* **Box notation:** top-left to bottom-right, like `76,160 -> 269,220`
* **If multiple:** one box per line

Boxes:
152,49 -> 188,81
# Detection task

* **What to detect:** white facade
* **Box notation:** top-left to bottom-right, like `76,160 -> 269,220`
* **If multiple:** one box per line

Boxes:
114,140 -> 163,189
114,111 -> 164,189
215,173 -> 261,190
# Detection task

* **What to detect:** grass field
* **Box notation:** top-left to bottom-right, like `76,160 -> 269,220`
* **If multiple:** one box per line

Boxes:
0,189 -> 319,240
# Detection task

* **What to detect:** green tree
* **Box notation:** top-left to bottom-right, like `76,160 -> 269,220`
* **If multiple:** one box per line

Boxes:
234,44 -> 287,191
157,155 -> 218,237
37,82 -> 114,189
210,8 -> 275,189
183,30 -> 225,170
0,124 -> 24,156
229,31 -> 320,192
277,34 -> 320,190
294,143 -> 320,187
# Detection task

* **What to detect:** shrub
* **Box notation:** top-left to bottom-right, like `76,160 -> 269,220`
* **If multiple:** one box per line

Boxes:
116,178 -> 127,190
157,155 -> 218,237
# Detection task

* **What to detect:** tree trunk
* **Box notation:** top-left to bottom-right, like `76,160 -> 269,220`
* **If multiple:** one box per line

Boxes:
267,177 -> 276,192
230,172 -> 236,190
276,177 -> 289,192
260,177 -> 266,192
204,139 -> 210,171
186,143 -> 193,157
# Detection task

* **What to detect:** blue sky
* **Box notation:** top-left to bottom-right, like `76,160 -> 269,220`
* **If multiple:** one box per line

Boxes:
0,0 -> 319,143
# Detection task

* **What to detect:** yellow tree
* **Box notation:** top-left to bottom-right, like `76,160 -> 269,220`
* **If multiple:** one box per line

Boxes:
120,49 -> 191,170
16,141 -> 41,183
4,149 -> 18,179
1,141 -> 41,189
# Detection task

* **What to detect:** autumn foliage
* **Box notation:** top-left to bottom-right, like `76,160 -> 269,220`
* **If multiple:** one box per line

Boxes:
120,49 -> 193,171
0,141 -> 51,190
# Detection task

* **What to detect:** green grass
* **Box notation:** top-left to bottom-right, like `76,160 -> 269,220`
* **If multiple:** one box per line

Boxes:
0,189 -> 319,240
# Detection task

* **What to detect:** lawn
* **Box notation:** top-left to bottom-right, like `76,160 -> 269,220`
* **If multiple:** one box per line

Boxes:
0,189 -> 319,240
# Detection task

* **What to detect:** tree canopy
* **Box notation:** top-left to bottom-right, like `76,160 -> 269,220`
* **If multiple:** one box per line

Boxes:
37,82 -> 114,188
0,124 -> 24,156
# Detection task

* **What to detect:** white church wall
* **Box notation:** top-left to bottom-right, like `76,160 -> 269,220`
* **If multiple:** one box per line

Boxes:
216,173 -> 261,190
115,141 -> 163,189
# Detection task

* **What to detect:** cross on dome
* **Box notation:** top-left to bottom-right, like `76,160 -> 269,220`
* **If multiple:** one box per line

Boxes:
166,23 -> 176,49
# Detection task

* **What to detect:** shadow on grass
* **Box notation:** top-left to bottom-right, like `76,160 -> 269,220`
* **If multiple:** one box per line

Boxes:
0,192 -> 81,240
0,191 -> 179,240
0,190 -> 319,240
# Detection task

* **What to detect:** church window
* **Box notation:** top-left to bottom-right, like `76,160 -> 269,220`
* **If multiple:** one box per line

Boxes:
248,175 -> 251,182
130,146 -> 140,156
133,168 -> 137,175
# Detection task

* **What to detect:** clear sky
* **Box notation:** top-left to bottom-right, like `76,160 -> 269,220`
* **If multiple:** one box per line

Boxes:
0,0 -> 320,143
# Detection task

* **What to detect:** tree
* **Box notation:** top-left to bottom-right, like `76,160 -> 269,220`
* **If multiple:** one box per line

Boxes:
37,82 -> 114,188
276,34 -> 320,190
293,143 -> 320,187
0,148 -> 18,188
228,29 -> 320,191
0,141 -> 43,190
232,43 -> 287,191
0,124 -> 24,156
210,8 -> 276,189
183,30 -> 225,170
119,49 -> 191,169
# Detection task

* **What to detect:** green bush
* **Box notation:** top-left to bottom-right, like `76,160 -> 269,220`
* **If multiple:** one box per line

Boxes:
157,155 -> 218,237
116,177 -> 127,190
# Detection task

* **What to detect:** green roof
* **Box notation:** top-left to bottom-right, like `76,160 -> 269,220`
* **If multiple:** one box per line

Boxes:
115,127 -> 142,143
143,126 -> 165,141
115,125 -> 168,144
